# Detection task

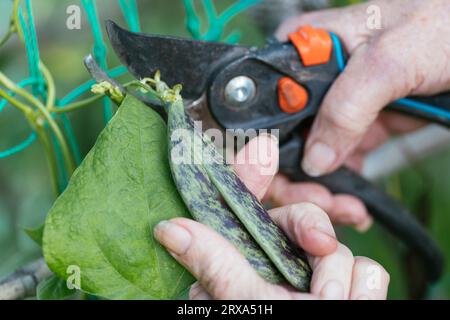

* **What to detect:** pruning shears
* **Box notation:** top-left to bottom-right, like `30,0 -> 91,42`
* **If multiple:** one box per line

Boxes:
99,21 -> 450,288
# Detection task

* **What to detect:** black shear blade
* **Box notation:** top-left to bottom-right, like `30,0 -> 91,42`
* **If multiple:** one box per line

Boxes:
106,20 -> 248,100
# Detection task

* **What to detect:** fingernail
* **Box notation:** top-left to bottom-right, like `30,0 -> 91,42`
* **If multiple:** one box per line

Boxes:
302,142 -> 336,177
153,220 -> 192,255
321,280 -> 344,300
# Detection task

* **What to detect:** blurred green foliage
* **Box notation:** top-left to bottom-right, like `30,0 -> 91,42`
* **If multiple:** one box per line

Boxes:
1,0 -> 449,300
0,0 -> 264,286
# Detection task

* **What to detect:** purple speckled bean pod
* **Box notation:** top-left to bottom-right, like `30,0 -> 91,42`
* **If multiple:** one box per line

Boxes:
167,98 -> 311,291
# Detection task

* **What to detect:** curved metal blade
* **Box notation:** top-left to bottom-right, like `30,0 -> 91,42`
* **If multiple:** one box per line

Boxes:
83,53 -> 167,120
106,20 -> 249,101
84,54 -> 125,94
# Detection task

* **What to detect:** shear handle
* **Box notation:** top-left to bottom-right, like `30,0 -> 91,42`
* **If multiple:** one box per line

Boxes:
279,135 -> 444,285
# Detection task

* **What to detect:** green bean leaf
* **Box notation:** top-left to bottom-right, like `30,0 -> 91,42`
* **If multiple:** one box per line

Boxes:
43,95 -> 194,299
24,224 -> 44,247
36,275 -> 78,300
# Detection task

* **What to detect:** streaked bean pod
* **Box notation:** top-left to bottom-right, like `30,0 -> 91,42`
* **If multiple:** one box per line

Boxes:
167,94 -> 311,291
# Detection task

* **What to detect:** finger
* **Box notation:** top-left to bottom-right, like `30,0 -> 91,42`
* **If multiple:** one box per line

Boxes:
378,111 -> 427,134
302,40 -> 413,176
343,108 -> 428,173
309,243 -> 355,299
349,112 -> 422,158
354,120 -> 390,154
154,218 -> 298,299
234,134 -> 279,200
266,174 -> 334,211
189,282 -> 212,300
269,203 -> 337,257
344,153 -> 365,172
267,175 -> 371,231
331,194 -> 372,232
349,257 -> 390,300
328,119 -> 388,174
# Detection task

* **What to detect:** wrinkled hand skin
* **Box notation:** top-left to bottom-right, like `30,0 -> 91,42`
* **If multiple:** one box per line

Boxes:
154,135 -> 390,300
276,0 -> 450,177
258,0 -> 450,233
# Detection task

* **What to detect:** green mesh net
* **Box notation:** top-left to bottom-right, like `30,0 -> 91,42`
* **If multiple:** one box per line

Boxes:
0,0 -> 262,194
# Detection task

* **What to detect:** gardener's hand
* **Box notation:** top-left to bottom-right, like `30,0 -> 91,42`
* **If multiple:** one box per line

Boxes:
275,0 -> 450,177
154,135 -> 389,299
262,111 -> 421,231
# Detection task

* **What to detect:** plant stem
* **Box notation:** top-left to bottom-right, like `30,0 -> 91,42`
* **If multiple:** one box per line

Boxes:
0,258 -> 52,300
40,111 -> 76,177
52,80 -> 161,114
0,89 -> 59,195
0,0 -> 21,47
0,88 -> 33,115
0,25 -> 14,47
0,72 -> 76,176
51,94 -> 104,113
11,0 -> 22,41
35,120 -> 60,196
0,88 -> 59,195
52,78 -> 153,114
40,63 -> 55,110
54,80 -> 157,114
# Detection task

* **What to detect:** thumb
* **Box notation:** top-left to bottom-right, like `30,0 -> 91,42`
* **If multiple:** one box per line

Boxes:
233,134 -> 279,200
154,218 -> 305,299
302,41 -> 410,176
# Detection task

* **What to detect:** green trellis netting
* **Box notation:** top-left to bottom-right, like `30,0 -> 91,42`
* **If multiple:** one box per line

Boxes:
2,0 -> 450,300
0,0 -> 261,192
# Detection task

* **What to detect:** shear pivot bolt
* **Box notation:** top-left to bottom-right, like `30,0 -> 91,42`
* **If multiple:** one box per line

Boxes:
224,76 -> 256,107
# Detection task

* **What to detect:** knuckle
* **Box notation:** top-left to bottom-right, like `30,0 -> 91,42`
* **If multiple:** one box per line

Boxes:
292,202 -> 323,215
285,203 -> 333,242
368,32 -> 398,64
293,202 -> 330,226
287,203 -> 311,227
296,184 -> 333,211
321,101 -> 370,138
367,32 -> 414,94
